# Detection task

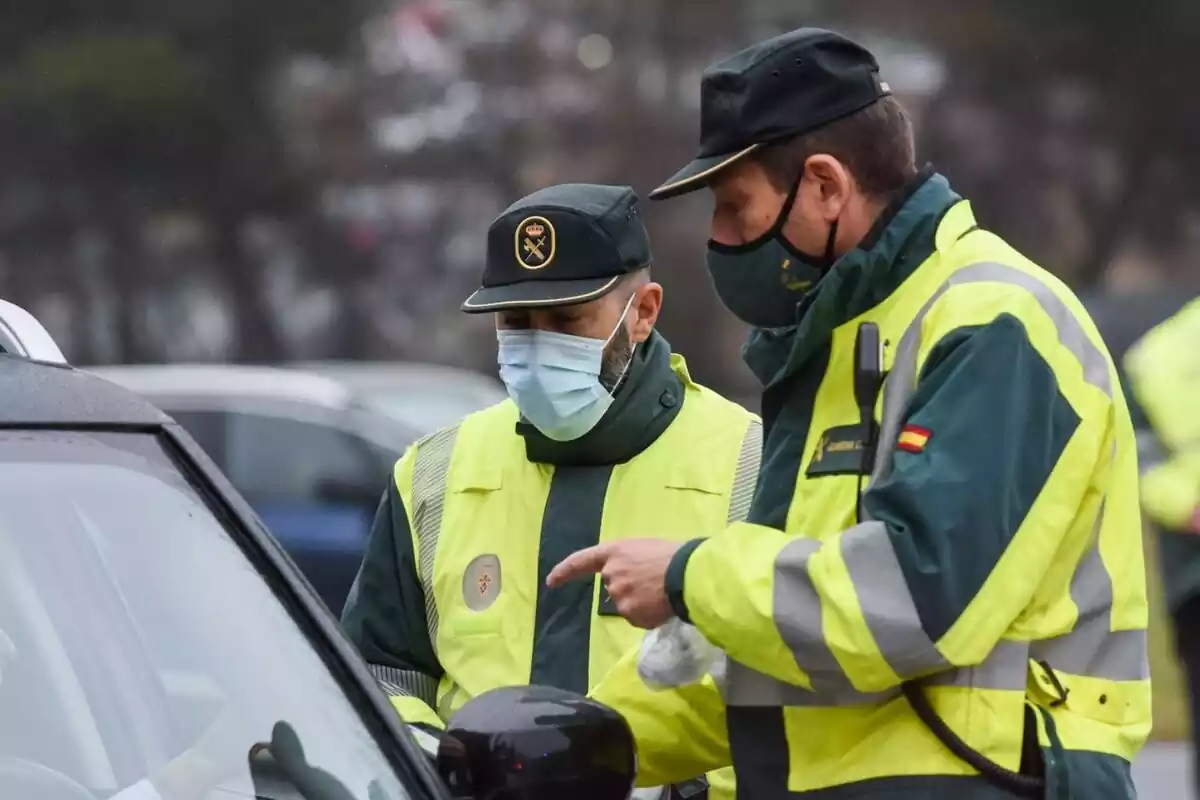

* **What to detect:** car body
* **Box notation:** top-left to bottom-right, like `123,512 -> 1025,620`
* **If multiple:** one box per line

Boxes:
0,300 -> 638,800
289,360 -> 507,434
85,364 -> 425,613
0,326 -> 441,800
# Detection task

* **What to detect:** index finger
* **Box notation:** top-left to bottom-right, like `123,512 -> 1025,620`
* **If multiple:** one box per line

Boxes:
546,544 -> 612,587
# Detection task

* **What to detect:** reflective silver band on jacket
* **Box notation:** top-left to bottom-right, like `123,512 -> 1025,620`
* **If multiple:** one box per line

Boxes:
370,663 -> 439,706
411,425 -> 460,646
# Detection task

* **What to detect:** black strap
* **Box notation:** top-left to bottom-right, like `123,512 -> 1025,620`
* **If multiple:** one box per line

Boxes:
891,218 -> 1045,795
902,681 -> 1044,796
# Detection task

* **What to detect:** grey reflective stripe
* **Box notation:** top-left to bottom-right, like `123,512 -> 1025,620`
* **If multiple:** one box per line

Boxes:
840,521 -> 949,678
1029,496 -> 1149,682
870,261 -> 1113,489
1033,627 -> 1149,682
724,657 -> 896,707
370,663 -> 439,705
724,638 -> 1029,708
411,426 -> 460,647
727,420 -> 763,524
772,537 -> 856,694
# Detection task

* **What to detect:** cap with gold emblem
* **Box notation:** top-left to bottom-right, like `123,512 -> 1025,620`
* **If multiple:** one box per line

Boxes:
461,183 -> 652,313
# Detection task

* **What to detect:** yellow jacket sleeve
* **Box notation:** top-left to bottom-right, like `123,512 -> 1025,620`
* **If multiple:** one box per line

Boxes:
1125,297 -> 1200,530
589,644 -> 730,786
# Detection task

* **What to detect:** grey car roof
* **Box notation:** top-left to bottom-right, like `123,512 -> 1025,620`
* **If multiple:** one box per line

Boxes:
0,355 -> 171,426
85,364 -> 357,410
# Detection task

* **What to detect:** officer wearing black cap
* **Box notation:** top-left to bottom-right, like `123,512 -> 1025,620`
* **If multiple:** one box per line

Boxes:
343,183 -> 758,800
550,29 -> 1148,799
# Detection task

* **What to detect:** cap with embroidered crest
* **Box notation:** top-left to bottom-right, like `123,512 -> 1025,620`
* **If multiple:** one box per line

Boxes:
649,27 -> 890,201
461,183 -> 652,313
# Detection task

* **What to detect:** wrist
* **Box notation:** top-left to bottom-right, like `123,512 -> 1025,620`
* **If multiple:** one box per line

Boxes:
665,538 -> 707,623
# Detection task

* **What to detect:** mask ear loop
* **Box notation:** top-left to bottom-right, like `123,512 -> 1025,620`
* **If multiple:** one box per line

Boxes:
822,218 -> 840,270
603,291 -> 640,396
770,173 -> 805,238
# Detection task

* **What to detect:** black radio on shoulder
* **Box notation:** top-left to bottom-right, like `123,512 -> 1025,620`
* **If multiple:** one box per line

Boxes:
853,322 -> 884,520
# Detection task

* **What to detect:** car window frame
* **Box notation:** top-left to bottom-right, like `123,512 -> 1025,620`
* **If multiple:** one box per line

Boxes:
0,417 -> 448,800
156,422 -> 446,798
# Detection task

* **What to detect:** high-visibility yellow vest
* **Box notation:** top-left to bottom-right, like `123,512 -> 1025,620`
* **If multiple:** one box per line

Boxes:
393,354 -> 758,799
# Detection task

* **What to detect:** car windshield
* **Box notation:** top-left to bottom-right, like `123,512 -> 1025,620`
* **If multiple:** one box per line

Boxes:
0,429 -> 415,800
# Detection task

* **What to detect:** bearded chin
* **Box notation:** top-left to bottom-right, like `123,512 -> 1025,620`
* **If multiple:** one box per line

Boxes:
599,324 -> 635,393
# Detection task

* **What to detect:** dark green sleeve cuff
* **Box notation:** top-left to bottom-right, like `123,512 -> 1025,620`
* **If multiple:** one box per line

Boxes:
665,538 -> 707,623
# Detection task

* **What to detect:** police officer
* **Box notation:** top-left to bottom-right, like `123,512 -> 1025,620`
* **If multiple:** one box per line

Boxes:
341,183 -> 756,799
549,29 -> 1150,798
1124,295 -> 1200,790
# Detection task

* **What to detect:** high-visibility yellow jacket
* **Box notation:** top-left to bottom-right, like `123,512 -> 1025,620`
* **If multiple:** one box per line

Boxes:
592,173 -> 1150,799
1125,296 -> 1200,534
342,334 -> 758,799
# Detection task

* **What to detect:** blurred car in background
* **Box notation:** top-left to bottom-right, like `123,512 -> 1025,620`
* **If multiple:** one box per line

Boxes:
290,360 -> 507,433
87,364 -> 427,612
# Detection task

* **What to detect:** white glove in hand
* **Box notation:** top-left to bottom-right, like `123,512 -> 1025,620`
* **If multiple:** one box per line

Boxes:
636,618 -> 723,690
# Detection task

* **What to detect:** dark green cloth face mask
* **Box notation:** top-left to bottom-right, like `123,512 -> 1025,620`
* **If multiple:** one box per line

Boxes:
705,175 -> 838,329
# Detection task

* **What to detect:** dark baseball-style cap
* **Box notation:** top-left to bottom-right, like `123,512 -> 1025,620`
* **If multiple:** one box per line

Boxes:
461,184 -> 652,313
649,28 -> 890,201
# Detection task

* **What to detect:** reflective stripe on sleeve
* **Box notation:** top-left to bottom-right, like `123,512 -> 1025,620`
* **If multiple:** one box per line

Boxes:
872,261 -> 1112,491
771,521 -> 948,689
724,637 -> 1029,707
1030,501 -> 1149,682
838,521 -> 951,678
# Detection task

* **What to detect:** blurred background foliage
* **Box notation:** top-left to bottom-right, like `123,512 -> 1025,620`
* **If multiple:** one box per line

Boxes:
2,0 -> 1197,392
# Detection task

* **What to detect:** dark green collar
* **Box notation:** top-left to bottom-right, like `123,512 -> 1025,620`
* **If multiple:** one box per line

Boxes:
744,168 -> 960,389
518,330 -> 684,467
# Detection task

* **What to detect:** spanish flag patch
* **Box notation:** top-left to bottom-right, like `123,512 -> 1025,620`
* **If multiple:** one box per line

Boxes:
897,424 -> 932,453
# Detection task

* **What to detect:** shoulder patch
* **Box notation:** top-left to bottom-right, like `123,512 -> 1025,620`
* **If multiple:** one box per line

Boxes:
463,554 -> 502,611
897,424 -> 932,453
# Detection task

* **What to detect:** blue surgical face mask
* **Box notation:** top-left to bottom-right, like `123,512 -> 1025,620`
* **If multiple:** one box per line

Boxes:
705,175 -> 838,329
497,294 -> 637,442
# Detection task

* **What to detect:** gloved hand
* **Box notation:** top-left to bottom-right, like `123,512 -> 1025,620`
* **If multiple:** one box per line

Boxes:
636,618 -> 723,690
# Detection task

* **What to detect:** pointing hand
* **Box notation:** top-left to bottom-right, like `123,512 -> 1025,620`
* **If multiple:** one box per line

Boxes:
547,538 -> 683,629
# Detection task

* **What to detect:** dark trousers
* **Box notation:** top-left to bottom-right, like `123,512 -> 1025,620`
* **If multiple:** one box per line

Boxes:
1173,595 -> 1200,791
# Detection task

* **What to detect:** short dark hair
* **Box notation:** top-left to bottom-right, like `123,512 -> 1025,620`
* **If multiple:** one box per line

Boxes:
752,96 -> 917,201
620,266 -> 650,291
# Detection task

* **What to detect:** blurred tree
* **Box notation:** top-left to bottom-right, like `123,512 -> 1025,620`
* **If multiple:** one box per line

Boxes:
831,0 -> 1200,290
0,0 -> 374,361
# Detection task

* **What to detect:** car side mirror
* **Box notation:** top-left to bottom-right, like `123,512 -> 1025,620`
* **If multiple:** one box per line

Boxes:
436,685 -> 636,800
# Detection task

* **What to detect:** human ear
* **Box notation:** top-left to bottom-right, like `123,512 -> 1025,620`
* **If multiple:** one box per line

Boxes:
629,283 -> 662,344
802,154 -> 852,221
